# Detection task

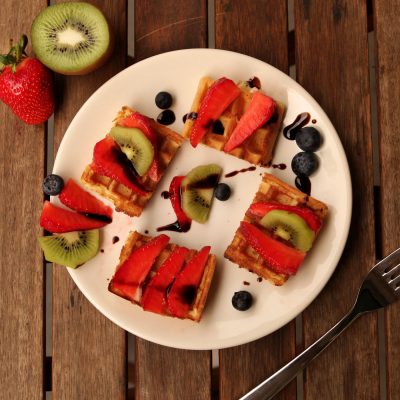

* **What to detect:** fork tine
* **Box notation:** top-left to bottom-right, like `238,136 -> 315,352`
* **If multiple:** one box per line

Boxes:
389,274 -> 400,291
375,247 -> 400,273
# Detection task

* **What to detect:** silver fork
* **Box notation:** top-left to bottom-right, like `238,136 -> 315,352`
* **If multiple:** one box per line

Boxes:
240,247 -> 400,400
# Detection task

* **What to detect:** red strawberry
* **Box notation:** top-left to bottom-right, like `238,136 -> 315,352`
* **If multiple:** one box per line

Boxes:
141,246 -> 189,315
40,201 -> 107,233
167,246 -> 211,318
248,202 -> 321,232
92,136 -> 148,196
59,179 -> 113,223
239,221 -> 305,275
169,176 -> 191,231
119,112 -> 160,181
224,92 -> 275,152
0,35 -> 54,125
108,234 -> 170,303
190,77 -> 240,147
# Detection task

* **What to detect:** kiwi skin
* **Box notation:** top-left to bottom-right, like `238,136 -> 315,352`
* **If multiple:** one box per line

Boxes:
31,3 -> 114,75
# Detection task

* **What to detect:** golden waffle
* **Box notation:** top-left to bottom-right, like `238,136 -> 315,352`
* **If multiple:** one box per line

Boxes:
224,173 -> 328,285
182,77 -> 285,166
81,107 -> 184,217
112,231 -> 217,322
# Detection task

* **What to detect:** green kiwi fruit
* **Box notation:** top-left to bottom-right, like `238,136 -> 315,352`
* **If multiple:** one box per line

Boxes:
31,2 -> 113,75
181,164 -> 222,223
109,126 -> 154,176
260,210 -> 315,252
38,230 -> 99,268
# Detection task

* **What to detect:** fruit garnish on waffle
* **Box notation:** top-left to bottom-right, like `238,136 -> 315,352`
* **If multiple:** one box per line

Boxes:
108,231 -> 216,322
224,173 -> 328,285
182,76 -> 285,166
81,107 -> 184,217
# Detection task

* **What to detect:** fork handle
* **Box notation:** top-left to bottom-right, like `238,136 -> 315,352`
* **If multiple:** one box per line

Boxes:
240,308 -> 359,400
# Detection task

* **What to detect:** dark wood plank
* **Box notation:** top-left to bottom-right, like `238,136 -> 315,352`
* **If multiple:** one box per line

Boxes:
134,0 -> 207,62
374,1 -> 400,398
0,1 -> 47,397
214,2 -> 294,399
294,1 -> 379,398
52,1 -> 127,398
133,2 -> 211,400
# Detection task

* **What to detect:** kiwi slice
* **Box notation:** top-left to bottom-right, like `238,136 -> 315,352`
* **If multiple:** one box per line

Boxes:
38,230 -> 99,269
109,126 -> 154,176
181,164 -> 222,223
260,210 -> 314,252
31,2 -> 112,75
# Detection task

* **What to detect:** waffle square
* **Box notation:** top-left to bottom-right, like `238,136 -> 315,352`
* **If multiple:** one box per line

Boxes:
182,77 -> 285,165
224,173 -> 328,285
81,107 -> 184,217
111,231 -> 217,322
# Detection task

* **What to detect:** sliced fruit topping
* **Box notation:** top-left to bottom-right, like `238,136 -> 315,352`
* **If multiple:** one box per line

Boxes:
141,246 -> 190,315
169,176 -> 191,230
108,234 -> 169,302
38,229 -> 99,268
167,246 -> 211,318
224,92 -> 275,152
118,112 -> 159,181
260,210 -> 315,252
40,201 -> 107,233
190,77 -> 240,147
239,221 -> 305,275
91,136 -> 148,196
43,174 -> 64,196
59,179 -> 113,222
109,126 -> 154,177
232,290 -> 253,311
249,202 -> 322,232
181,164 -> 222,223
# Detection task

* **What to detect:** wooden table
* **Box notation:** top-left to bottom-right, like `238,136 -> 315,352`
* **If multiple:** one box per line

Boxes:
1,1 -> 399,399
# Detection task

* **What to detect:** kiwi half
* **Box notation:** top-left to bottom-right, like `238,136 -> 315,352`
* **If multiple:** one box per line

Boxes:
181,164 -> 222,223
109,126 -> 154,176
31,2 -> 113,75
38,230 -> 99,268
260,210 -> 314,252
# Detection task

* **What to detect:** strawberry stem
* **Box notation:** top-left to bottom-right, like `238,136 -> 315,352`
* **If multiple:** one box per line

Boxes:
0,34 -> 28,73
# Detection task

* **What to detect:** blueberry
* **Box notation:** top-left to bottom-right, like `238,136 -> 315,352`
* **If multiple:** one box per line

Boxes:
232,291 -> 253,311
295,127 -> 321,152
157,109 -> 175,125
43,174 -> 64,196
214,183 -> 231,201
291,152 -> 318,177
155,91 -> 173,109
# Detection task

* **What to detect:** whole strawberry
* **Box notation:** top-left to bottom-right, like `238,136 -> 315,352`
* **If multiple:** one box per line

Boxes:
0,35 -> 54,125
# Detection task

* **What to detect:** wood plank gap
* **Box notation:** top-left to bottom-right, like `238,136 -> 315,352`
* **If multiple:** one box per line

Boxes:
378,309 -> 387,400
208,0 -> 215,48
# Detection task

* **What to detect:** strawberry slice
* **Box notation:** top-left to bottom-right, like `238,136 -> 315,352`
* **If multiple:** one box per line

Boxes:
91,136 -> 148,196
169,176 -> 191,231
108,234 -> 170,303
239,221 -> 305,275
167,246 -> 211,318
141,246 -> 190,315
190,77 -> 241,147
40,201 -> 107,233
59,179 -> 113,223
118,112 -> 160,181
224,92 -> 275,152
249,202 -> 321,232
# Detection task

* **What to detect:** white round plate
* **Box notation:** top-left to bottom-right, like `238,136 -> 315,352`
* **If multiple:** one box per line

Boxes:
53,49 -> 352,350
